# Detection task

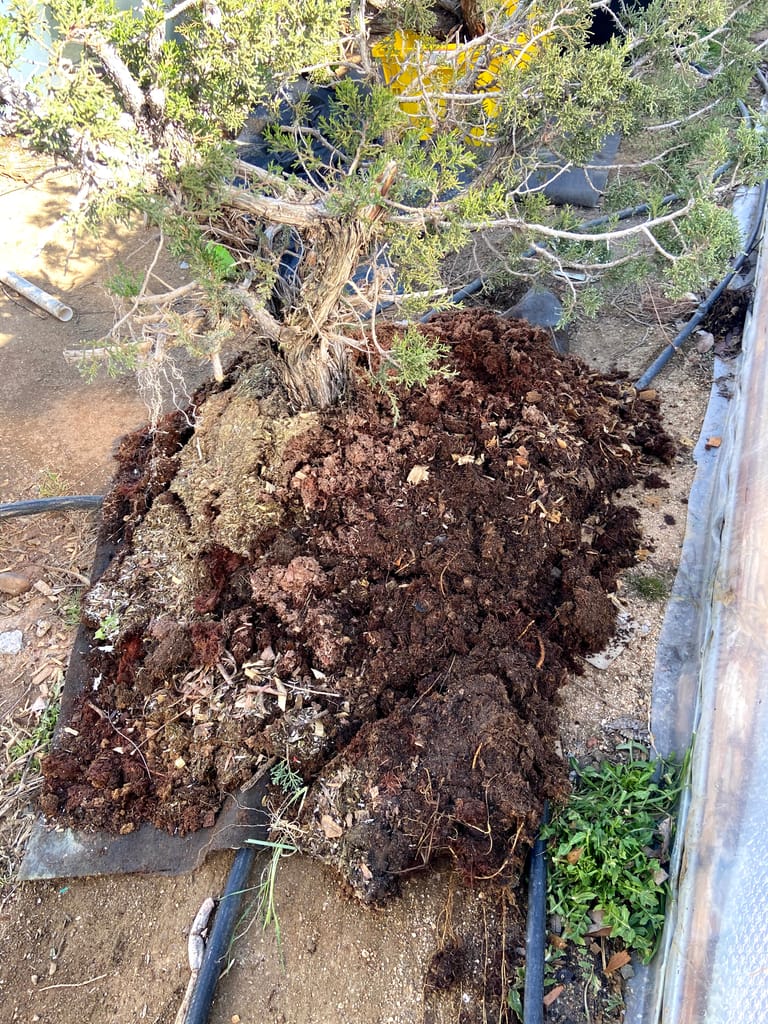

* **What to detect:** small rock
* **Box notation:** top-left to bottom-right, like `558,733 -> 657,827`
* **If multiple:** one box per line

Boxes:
48,962 -> 57,977
30,975 -> 38,986
504,288 -> 563,328
33,579 -> 54,599
0,571 -> 33,596
0,629 -> 23,654
695,330 -> 715,354
619,964 -> 635,980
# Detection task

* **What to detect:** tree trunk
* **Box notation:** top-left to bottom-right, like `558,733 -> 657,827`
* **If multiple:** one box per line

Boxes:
460,0 -> 486,37
278,219 -> 369,408
226,162 -> 397,409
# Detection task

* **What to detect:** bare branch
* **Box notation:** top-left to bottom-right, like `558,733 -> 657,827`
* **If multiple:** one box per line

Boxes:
222,185 -> 331,227
64,340 -> 152,364
464,201 -> 694,243
133,281 -> 199,305
640,226 -> 678,262
165,0 -> 201,21
695,1 -> 752,48
645,100 -> 722,132
235,289 -> 284,344
232,158 -> 307,198
71,30 -> 146,117
528,240 -> 639,273
353,0 -> 373,78
390,199 -> 694,245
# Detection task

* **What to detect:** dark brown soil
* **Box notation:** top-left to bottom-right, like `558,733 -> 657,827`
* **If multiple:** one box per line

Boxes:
40,308 -> 672,901
701,286 -> 752,356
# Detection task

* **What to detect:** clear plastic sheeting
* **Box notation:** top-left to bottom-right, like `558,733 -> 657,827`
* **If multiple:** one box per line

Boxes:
627,188 -> 768,1023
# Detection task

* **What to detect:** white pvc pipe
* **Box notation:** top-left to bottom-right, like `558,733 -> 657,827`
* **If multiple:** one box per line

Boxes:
0,268 -> 73,321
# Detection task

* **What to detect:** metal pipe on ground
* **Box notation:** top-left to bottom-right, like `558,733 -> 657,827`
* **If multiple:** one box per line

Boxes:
0,268 -> 73,321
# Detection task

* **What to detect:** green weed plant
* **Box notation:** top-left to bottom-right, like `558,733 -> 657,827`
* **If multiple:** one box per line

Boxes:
626,571 -> 670,602
241,758 -> 308,953
9,679 -> 62,776
543,755 -> 686,963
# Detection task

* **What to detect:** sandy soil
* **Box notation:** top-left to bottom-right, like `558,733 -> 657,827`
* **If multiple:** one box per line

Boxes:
0,136 -> 714,1024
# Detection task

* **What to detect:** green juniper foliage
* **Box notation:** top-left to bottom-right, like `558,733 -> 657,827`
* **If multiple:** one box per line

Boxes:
372,326 -> 454,421
105,263 -> 145,298
2,0 -> 767,398
387,326 -> 453,389
270,757 -> 306,797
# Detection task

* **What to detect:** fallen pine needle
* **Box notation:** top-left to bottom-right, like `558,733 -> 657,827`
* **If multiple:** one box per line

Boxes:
38,973 -> 109,991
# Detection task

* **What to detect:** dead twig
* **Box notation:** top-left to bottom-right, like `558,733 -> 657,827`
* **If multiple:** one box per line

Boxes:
86,700 -> 155,779
38,972 -> 109,992
174,897 -> 215,1024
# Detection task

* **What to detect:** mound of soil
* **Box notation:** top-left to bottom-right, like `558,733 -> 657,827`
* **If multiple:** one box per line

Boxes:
40,309 -> 672,899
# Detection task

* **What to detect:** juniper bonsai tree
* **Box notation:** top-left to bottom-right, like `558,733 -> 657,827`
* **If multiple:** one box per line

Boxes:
2,0 -> 768,407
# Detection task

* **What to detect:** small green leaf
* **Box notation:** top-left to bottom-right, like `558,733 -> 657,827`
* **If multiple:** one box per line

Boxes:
204,242 -> 237,277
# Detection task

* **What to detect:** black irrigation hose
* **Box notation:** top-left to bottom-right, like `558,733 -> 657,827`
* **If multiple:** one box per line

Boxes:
633,99 -> 767,390
633,184 -> 768,390
420,276 -> 486,323
184,844 -> 258,1024
0,495 -> 103,519
523,802 -> 550,1024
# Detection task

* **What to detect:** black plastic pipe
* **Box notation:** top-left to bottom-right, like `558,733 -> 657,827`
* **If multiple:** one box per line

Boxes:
633,177 -> 768,391
183,844 -> 258,1024
523,802 -> 550,1024
419,276 -> 486,323
0,495 -> 103,519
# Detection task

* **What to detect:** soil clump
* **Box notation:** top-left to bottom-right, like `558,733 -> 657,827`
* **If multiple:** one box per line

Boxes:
39,308 -> 673,901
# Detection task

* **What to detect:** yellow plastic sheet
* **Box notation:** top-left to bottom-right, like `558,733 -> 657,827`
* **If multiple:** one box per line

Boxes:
371,7 -> 535,141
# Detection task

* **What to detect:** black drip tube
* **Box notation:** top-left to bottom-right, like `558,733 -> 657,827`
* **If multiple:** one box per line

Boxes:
633,96 -> 766,390
183,845 -> 258,1024
523,802 -> 550,1024
634,177 -> 768,391
0,495 -> 104,519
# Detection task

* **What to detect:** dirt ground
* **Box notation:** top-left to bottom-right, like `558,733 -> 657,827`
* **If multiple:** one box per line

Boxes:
0,137 -> 715,1023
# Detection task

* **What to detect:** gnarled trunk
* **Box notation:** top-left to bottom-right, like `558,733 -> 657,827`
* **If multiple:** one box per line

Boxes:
227,162 -> 397,410
279,219 -> 370,408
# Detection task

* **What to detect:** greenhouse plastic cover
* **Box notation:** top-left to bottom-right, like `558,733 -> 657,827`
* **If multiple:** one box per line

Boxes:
626,185 -> 768,1023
